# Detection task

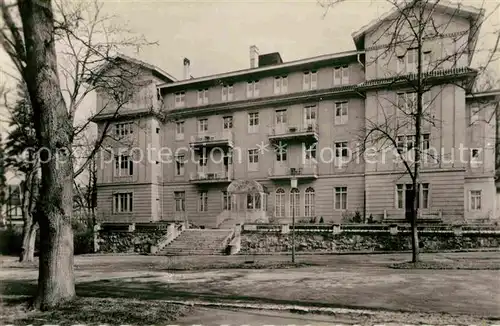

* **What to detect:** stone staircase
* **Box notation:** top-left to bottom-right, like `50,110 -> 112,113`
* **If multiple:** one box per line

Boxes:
157,229 -> 234,256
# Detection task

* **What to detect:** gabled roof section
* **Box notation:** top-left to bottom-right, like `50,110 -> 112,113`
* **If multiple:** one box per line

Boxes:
88,53 -> 177,85
157,50 -> 361,92
351,0 -> 484,50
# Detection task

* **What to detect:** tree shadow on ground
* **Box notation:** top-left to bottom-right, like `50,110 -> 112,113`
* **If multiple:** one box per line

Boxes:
0,277 -> 390,314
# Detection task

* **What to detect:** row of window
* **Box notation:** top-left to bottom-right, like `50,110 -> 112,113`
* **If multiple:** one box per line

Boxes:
173,67 -> 350,108
112,188 -> 483,214
116,140 -> 483,178
174,102 -> 349,140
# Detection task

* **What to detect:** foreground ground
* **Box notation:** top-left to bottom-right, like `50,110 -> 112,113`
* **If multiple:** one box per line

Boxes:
1,252 -> 499,325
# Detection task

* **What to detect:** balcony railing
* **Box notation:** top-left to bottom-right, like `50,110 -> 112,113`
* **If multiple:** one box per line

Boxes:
268,123 -> 319,142
189,131 -> 234,149
268,162 -> 318,180
189,170 -> 232,183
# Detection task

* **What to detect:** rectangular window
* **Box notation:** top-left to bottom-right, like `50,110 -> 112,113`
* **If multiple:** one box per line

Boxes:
221,84 -> 234,101
471,148 -> 481,163
275,109 -> 287,124
396,184 -> 404,209
113,192 -> 133,213
406,135 -> 415,151
304,189 -> 315,217
334,101 -> 348,125
305,142 -> 317,161
334,66 -> 349,85
303,71 -> 318,90
276,144 -> 287,162
175,121 -> 184,140
175,155 -> 185,176
396,134 -> 430,153
222,191 -> 231,210
198,118 -> 208,133
248,112 -> 259,133
115,122 -> 133,137
114,155 -> 133,176
334,187 -> 347,210
304,105 -> 317,127
174,191 -> 185,212
197,88 -> 209,105
335,142 -> 348,158
470,190 -> 482,211
470,106 -> 480,124
397,92 -> 418,114
198,153 -> 207,167
396,136 -> 405,153
198,191 -> 208,212
274,76 -> 288,94
223,116 -> 233,129
421,183 -> 429,209
174,92 -> 185,108
396,184 -> 430,209
422,134 -> 430,151
246,80 -> 259,98
248,149 -> 259,171
405,48 -> 417,74
423,51 -> 432,71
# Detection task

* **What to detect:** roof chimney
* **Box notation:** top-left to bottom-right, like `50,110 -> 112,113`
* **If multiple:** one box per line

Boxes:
249,45 -> 259,68
183,58 -> 190,80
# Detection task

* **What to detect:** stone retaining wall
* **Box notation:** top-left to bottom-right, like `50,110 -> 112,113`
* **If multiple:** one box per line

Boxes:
240,232 -> 500,254
98,230 -> 165,253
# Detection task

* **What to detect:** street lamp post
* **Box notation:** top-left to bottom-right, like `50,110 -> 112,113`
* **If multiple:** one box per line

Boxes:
291,176 -> 297,263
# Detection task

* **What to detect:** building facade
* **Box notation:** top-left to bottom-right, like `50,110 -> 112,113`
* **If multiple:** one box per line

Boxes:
93,2 -> 498,227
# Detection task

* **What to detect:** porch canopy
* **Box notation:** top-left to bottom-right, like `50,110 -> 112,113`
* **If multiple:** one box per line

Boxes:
227,179 -> 268,223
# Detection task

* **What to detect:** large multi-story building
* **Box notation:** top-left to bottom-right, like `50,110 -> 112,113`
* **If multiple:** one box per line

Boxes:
93,1 -> 498,228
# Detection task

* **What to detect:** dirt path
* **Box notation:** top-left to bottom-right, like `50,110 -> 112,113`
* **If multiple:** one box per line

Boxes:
1,252 -> 499,318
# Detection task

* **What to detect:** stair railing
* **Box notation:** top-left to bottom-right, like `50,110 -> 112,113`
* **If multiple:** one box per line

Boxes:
150,222 -> 184,254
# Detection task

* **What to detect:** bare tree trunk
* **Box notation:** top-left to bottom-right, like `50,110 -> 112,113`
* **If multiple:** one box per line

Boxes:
20,220 -> 38,262
17,0 -> 75,309
20,167 -> 38,263
410,5 -> 425,264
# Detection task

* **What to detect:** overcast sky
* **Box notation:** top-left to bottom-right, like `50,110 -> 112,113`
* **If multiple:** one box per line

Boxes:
100,0 -> 499,80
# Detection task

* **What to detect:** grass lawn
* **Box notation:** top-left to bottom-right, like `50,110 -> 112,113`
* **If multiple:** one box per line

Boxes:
1,252 -> 499,324
0,296 -> 192,325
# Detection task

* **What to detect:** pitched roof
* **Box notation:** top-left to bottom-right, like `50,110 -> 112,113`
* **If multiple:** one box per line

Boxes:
156,50 -> 360,90
88,53 -> 177,85
351,0 -> 484,50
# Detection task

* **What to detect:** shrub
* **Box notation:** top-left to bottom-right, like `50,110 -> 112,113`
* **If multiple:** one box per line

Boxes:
74,228 -> 94,255
0,227 -> 22,255
353,211 -> 362,223
319,216 -> 324,223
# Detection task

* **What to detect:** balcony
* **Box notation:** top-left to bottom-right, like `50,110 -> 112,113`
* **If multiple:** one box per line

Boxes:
189,170 -> 232,184
268,162 -> 318,180
189,131 -> 234,150
268,123 -> 318,143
